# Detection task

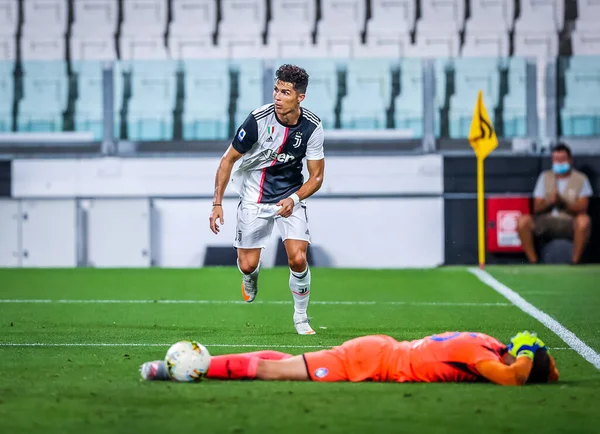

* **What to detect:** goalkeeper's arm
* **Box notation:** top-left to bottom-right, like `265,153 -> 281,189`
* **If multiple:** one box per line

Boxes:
475,358 -> 533,386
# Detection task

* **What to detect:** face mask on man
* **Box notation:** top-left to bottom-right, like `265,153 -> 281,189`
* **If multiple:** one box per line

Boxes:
552,162 -> 570,175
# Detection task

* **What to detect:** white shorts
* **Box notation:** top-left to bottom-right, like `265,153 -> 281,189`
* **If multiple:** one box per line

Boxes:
234,200 -> 311,249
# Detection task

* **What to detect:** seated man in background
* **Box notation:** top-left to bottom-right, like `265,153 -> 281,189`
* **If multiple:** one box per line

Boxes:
517,143 -> 593,264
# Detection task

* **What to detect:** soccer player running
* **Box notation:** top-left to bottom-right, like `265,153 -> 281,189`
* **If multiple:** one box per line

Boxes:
209,65 -> 325,335
141,331 -> 559,386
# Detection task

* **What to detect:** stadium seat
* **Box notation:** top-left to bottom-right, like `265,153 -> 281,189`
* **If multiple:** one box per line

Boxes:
394,59 -> 424,137
266,0 -> 316,58
0,60 -> 14,132
369,0 -> 415,31
119,0 -> 168,60
577,0 -> 600,19
515,0 -> 563,32
571,19 -> 600,55
21,0 -> 68,61
503,57 -> 527,137
277,58 -> 338,128
315,0 -> 365,58
419,0 -> 465,31
168,0 -> 220,59
412,25 -> 460,58
461,32 -> 510,57
70,0 -> 118,60
513,32 -> 559,59
22,0 -> 67,34
341,59 -> 393,129
358,0 -> 413,58
219,0 -> 267,58
182,60 -> 230,140
18,61 -> 68,132
468,0 -> 514,31
561,57 -> 600,136
448,58 -> 500,138
0,0 -> 17,60
0,0 -> 18,34
0,36 -> 15,61
72,61 -> 105,140
123,61 -> 177,141
231,59 -> 263,127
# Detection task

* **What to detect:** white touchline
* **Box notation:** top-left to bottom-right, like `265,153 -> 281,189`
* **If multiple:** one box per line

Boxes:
0,343 -> 328,349
0,342 -> 573,350
0,299 -> 512,307
469,268 -> 600,370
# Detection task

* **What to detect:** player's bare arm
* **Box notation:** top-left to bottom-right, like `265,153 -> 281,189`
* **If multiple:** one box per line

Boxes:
277,158 -> 325,217
209,145 -> 244,234
475,358 -> 533,386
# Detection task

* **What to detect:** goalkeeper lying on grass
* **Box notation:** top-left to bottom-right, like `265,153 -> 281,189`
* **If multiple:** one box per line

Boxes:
141,331 -> 559,386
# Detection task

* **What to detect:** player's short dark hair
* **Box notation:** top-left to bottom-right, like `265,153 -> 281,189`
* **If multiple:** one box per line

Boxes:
275,64 -> 309,94
552,142 -> 572,158
526,348 -> 551,384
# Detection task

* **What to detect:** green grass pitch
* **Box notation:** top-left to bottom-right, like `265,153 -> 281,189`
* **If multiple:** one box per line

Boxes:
1,266 -> 599,434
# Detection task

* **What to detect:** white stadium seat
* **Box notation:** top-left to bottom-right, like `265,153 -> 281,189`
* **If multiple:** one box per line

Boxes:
119,0 -> 168,60
168,0 -> 219,59
71,0 -> 118,60
316,0 -> 366,57
21,0 -> 68,60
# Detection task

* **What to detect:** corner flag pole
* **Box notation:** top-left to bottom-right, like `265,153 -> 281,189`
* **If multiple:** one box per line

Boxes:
477,156 -> 485,268
468,90 -> 498,269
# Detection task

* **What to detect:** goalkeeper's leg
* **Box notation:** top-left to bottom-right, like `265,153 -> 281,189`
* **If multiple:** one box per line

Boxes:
140,350 -> 293,381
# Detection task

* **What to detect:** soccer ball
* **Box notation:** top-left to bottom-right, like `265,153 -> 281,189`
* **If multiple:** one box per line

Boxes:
165,340 -> 211,382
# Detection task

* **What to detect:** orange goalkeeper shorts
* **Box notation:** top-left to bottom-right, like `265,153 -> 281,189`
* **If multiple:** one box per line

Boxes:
303,335 -> 397,382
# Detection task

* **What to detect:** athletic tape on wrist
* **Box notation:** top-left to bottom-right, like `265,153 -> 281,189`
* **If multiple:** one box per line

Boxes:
289,193 -> 300,206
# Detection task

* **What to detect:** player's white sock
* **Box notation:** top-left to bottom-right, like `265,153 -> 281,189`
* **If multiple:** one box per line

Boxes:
289,265 -> 310,316
238,259 -> 260,302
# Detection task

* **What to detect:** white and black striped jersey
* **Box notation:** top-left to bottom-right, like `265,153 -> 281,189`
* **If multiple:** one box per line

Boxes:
229,103 -> 325,204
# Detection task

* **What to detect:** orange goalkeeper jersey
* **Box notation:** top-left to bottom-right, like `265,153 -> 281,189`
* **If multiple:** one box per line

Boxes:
388,331 -> 507,383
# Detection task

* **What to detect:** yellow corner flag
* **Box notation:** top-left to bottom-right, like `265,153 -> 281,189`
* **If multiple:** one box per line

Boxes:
468,90 -> 498,269
468,90 -> 498,159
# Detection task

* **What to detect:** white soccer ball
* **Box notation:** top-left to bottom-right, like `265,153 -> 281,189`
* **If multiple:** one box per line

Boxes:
165,340 -> 211,382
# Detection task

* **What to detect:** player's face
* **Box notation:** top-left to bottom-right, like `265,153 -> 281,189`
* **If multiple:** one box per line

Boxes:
273,80 -> 304,116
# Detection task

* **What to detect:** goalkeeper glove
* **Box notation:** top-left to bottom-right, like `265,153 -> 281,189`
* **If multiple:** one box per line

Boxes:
507,331 -> 546,360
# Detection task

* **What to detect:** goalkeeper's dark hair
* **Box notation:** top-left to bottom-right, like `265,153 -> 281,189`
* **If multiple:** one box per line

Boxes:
526,348 -> 551,384
275,64 -> 309,94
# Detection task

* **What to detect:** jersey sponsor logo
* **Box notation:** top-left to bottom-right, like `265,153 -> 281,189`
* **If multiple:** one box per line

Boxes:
314,367 -> 328,378
264,148 -> 296,163
293,131 -> 302,148
237,128 -> 246,142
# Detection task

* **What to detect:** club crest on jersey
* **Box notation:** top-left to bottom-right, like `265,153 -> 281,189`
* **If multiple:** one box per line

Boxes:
293,131 -> 302,148
315,368 -> 328,378
237,128 -> 246,142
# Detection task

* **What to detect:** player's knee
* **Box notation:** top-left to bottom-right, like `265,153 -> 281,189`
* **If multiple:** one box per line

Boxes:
287,251 -> 307,270
574,214 -> 591,232
517,214 -> 533,232
238,258 -> 259,275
